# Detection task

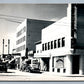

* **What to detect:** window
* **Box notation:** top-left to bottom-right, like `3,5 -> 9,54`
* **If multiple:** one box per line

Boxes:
16,45 -> 25,52
21,38 -> 22,43
23,36 -> 26,41
48,42 -> 50,50
58,39 -> 61,48
56,56 -> 65,68
54,40 -> 57,48
57,68 -> 60,72
45,43 -> 47,50
62,37 -> 65,47
37,50 -> 39,53
56,59 -> 64,68
16,41 -> 17,45
23,27 -> 26,32
42,44 -> 44,51
23,45 -> 25,50
51,41 -> 53,49
20,46 -> 22,51
52,57 -> 54,67
71,38 -> 76,48
26,60 -> 31,64
16,48 -> 18,52
63,69 -> 66,73
16,36 -> 26,45
17,27 -> 26,37
33,60 -> 38,64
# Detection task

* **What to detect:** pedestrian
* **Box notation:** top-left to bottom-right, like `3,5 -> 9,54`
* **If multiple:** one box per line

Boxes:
44,64 -> 47,71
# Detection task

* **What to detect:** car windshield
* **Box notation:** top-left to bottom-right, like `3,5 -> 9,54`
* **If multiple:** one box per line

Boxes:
33,60 -> 39,64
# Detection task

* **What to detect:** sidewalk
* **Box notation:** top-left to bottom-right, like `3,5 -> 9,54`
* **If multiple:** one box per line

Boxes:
7,69 -> 43,76
42,71 -> 84,77
7,69 -> 84,77
0,69 -> 84,81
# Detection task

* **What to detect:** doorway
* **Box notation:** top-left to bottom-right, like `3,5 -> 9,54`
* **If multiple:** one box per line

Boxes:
72,55 -> 79,74
42,58 -> 49,71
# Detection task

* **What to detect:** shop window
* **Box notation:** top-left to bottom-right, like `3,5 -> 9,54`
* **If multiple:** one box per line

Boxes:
54,40 -> 57,48
58,39 -> 61,48
42,44 -> 44,51
56,58 -> 64,68
62,37 -> 65,47
51,41 -> 53,49
48,42 -> 50,50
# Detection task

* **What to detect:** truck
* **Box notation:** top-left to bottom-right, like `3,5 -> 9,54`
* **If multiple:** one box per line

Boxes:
21,58 -> 40,73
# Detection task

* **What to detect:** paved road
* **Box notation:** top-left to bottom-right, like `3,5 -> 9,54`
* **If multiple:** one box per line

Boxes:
0,69 -> 84,81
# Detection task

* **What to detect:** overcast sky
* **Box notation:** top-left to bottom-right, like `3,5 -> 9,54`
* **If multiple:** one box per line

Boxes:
0,4 -> 67,54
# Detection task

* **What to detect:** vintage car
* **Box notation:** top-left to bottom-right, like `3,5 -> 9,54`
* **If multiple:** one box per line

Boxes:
0,62 -> 7,72
21,59 -> 40,73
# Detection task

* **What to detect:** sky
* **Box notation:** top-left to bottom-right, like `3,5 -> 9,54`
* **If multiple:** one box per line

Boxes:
0,4 -> 68,54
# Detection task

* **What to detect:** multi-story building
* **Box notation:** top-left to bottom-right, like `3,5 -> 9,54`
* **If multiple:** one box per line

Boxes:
34,4 -> 84,75
16,19 -> 54,68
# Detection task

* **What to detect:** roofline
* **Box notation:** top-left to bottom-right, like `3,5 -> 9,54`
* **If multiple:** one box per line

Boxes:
35,40 -> 41,45
25,18 -> 55,23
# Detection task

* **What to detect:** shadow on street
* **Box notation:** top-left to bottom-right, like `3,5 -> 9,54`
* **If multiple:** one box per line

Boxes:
65,76 -> 84,77
0,71 -> 15,73
30,71 -> 42,74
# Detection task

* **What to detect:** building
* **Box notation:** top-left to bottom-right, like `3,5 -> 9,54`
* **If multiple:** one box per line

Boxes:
34,4 -> 84,75
16,19 -> 54,68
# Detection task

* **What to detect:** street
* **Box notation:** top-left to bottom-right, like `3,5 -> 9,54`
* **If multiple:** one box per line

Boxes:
0,69 -> 84,81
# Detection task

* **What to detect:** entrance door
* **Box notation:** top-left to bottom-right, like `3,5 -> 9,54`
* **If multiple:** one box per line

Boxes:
72,55 -> 79,74
42,58 -> 49,71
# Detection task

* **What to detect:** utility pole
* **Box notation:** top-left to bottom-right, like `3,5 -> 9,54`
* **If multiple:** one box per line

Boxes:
25,48 -> 28,58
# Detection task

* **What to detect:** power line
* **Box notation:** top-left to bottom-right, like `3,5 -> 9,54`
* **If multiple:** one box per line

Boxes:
0,13 -> 27,23
5,19 -> 22,23
0,14 -> 26,19
0,17 -> 22,23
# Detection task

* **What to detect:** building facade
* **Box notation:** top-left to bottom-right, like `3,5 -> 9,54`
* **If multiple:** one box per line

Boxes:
16,19 -> 54,68
34,4 -> 84,75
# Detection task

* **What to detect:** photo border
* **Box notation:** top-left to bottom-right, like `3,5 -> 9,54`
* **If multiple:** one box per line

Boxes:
0,0 -> 84,84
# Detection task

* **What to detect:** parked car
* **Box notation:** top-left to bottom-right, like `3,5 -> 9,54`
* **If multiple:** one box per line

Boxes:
27,59 -> 40,73
21,59 -> 40,73
0,62 -> 7,72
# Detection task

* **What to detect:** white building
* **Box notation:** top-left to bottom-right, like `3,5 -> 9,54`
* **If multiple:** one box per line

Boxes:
16,19 -> 54,68
34,4 -> 84,75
